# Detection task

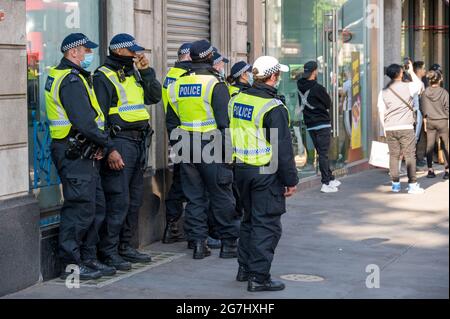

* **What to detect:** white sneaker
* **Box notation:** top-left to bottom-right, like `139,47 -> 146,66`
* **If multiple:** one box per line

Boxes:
321,184 -> 339,193
407,183 -> 425,195
329,180 -> 341,188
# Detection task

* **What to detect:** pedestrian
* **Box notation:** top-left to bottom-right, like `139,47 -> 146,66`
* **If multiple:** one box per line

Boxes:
377,62 -> 425,194
93,33 -> 162,270
297,61 -> 342,193
413,61 -> 427,166
421,70 -> 449,180
46,33 -> 116,280
226,61 -> 253,97
166,40 -> 239,260
162,43 -> 192,244
230,56 -> 298,292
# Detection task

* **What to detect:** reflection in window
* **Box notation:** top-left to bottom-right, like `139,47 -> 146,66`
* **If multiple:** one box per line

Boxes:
26,0 -> 100,210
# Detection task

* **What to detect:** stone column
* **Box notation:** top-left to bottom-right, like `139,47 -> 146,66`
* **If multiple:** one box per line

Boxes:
106,0 -> 135,41
383,0 -> 402,66
0,0 -> 40,296
211,0 -> 248,67
247,0 -> 263,63
413,0 -> 424,61
135,0 -> 166,247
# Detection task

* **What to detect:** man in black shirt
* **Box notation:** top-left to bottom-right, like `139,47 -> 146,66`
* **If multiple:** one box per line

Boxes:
297,61 -> 341,193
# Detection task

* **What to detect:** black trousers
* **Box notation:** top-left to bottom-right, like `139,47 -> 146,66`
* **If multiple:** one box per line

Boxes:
180,162 -> 239,243
235,166 -> 286,282
51,141 -> 105,265
308,127 -> 335,184
99,137 -> 145,257
416,125 -> 427,161
426,119 -> 449,170
206,180 -> 243,240
165,163 -> 185,222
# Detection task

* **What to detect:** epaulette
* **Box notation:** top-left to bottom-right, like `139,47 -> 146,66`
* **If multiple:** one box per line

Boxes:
68,69 -> 81,82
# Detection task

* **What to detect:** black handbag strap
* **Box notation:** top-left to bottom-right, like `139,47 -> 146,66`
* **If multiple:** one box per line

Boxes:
388,87 -> 415,113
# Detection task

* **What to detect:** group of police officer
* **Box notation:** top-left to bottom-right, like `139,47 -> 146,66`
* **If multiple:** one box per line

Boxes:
46,33 -> 298,292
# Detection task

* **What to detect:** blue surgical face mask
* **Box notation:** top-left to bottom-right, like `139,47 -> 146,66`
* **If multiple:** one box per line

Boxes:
246,72 -> 254,86
80,53 -> 94,69
275,78 -> 281,89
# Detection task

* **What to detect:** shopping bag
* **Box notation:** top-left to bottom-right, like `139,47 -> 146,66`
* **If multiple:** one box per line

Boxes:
369,141 -> 390,169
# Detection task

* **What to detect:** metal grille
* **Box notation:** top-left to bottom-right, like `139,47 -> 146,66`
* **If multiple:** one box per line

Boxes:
166,0 -> 211,66
280,274 -> 325,282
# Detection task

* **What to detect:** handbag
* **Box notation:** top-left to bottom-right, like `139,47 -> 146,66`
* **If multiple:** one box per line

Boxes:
388,88 -> 417,123
369,141 -> 390,169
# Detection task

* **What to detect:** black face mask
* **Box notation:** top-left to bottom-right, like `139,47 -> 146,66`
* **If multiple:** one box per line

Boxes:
109,50 -> 135,69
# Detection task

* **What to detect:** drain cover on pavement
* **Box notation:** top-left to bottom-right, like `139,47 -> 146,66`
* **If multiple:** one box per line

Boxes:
280,274 -> 325,282
49,251 -> 185,288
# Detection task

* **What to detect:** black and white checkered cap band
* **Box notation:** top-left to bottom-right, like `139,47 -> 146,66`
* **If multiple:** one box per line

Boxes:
263,64 -> 281,76
62,38 -> 88,52
109,40 -> 138,50
233,64 -> 251,78
199,46 -> 214,59
213,55 -> 224,65
179,48 -> 190,55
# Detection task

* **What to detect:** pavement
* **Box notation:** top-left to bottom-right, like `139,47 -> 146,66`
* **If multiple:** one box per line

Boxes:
4,167 -> 449,299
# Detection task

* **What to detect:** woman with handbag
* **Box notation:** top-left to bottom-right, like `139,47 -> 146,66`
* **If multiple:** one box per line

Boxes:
421,70 -> 449,180
377,63 -> 425,194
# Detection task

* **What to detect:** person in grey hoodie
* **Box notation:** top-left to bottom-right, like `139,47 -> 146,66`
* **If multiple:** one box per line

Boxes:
378,63 -> 425,194
420,70 -> 449,180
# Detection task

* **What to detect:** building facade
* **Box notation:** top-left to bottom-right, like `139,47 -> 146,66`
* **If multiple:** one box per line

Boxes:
0,0 -> 448,296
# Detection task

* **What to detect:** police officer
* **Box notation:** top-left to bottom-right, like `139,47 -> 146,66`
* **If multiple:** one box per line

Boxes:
46,33 -> 117,280
93,33 -> 162,270
206,48 -> 232,249
229,56 -> 299,292
162,43 -> 192,244
212,48 -> 229,80
166,40 -> 239,260
226,61 -> 253,97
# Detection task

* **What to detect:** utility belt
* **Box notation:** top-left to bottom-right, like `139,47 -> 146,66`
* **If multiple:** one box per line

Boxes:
110,124 -> 147,141
58,132 -> 100,160
110,124 -> 154,170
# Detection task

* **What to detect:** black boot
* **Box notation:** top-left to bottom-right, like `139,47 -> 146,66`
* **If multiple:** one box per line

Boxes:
188,241 -> 195,249
82,259 -> 117,277
236,266 -> 249,282
220,240 -> 238,259
248,276 -> 285,292
193,241 -> 211,260
207,236 -> 222,249
102,254 -> 132,271
119,244 -> 152,264
60,264 -> 102,281
162,221 -> 185,244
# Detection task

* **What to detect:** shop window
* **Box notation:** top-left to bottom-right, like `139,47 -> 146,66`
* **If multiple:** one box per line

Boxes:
26,0 -> 102,215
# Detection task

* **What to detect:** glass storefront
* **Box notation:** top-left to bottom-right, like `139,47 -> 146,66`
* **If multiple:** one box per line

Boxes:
26,0 -> 102,215
264,0 -> 370,179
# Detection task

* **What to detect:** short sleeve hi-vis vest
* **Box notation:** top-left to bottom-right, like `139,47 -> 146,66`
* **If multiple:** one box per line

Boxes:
167,74 -> 219,133
98,66 -> 150,123
229,92 -> 288,166
45,67 -> 105,140
162,67 -> 189,113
